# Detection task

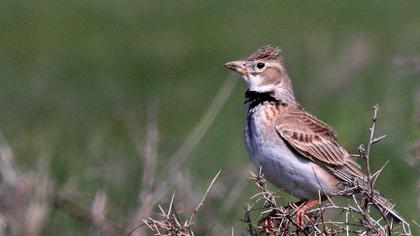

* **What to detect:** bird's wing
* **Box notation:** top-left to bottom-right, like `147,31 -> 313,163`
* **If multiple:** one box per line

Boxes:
275,106 -> 362,178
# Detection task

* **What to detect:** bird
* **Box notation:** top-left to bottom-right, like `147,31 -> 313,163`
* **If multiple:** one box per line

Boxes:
224,44 -> 404,226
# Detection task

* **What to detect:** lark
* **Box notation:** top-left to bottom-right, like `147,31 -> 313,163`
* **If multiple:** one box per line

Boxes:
224,45 -> 404,226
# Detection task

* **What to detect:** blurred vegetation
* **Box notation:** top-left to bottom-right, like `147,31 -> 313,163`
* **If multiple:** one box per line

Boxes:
1,0 -> 419,235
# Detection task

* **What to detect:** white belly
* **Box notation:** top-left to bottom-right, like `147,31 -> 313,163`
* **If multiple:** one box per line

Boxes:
245,111 -> 337,199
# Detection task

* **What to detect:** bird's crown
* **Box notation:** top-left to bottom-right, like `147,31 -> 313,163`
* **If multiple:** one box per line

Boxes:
246,44 -> 282,61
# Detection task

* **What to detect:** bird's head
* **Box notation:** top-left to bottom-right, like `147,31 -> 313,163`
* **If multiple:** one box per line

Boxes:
224,45 -> 291,94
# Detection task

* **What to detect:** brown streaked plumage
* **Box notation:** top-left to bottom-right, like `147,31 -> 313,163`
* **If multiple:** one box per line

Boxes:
224,44 -> 405,224
276,104 -> 363,178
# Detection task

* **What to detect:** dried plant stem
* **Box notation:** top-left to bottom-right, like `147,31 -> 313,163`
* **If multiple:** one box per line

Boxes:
365,104 -> 379,186
142,170 -> 222,235
0,133 -> 17,186
123,102 -> 164,236
188,170 -> 221,225
168,75 -> 237,169
52,193 -> 124,236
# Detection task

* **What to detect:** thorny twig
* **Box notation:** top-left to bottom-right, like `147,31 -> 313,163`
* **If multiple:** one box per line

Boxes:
364,104 -> 380,187
188,170 -> 222,225
360,105 -> 381,220
142,171 -> 222,235
141,193 -> 193,236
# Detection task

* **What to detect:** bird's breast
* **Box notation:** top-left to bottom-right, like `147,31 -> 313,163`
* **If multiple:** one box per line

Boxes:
244,103 -> 340,199
245,103 -> 281,164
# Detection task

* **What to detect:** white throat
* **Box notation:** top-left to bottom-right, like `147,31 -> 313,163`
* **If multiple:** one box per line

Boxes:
243,74 -> 276,93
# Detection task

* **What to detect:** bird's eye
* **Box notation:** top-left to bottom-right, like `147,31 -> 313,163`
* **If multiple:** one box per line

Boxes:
256,62 -> 265,69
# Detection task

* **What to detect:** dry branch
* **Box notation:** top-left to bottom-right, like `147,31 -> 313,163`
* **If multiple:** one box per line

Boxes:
52,192 -> 124,235
141,171 -> 221,236
0,133 -> 124,236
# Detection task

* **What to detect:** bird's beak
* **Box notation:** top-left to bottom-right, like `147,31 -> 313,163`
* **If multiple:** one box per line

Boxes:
224,60 -> 247,75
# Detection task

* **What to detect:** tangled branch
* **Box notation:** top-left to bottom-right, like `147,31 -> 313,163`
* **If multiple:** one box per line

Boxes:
140,170 -> 221,236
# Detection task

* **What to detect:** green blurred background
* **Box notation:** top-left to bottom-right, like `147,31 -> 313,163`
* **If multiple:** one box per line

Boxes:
1,0 -> 419,235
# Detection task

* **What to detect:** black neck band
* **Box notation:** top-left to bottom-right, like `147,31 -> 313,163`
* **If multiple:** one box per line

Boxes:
245,90 -> 279,110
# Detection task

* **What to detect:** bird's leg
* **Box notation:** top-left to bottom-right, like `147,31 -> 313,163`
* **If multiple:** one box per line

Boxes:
294,199 -> 323,228
291,199 -> 307,208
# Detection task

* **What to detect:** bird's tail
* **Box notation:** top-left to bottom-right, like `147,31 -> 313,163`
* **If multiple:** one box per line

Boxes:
371,190 -> 406,224
328,167 -> 409,228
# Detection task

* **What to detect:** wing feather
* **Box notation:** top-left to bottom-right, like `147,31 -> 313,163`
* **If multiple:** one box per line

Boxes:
276,107 -> 362,178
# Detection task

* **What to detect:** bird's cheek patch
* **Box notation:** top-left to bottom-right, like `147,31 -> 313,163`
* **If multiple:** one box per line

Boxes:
260,67 -> 283,86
